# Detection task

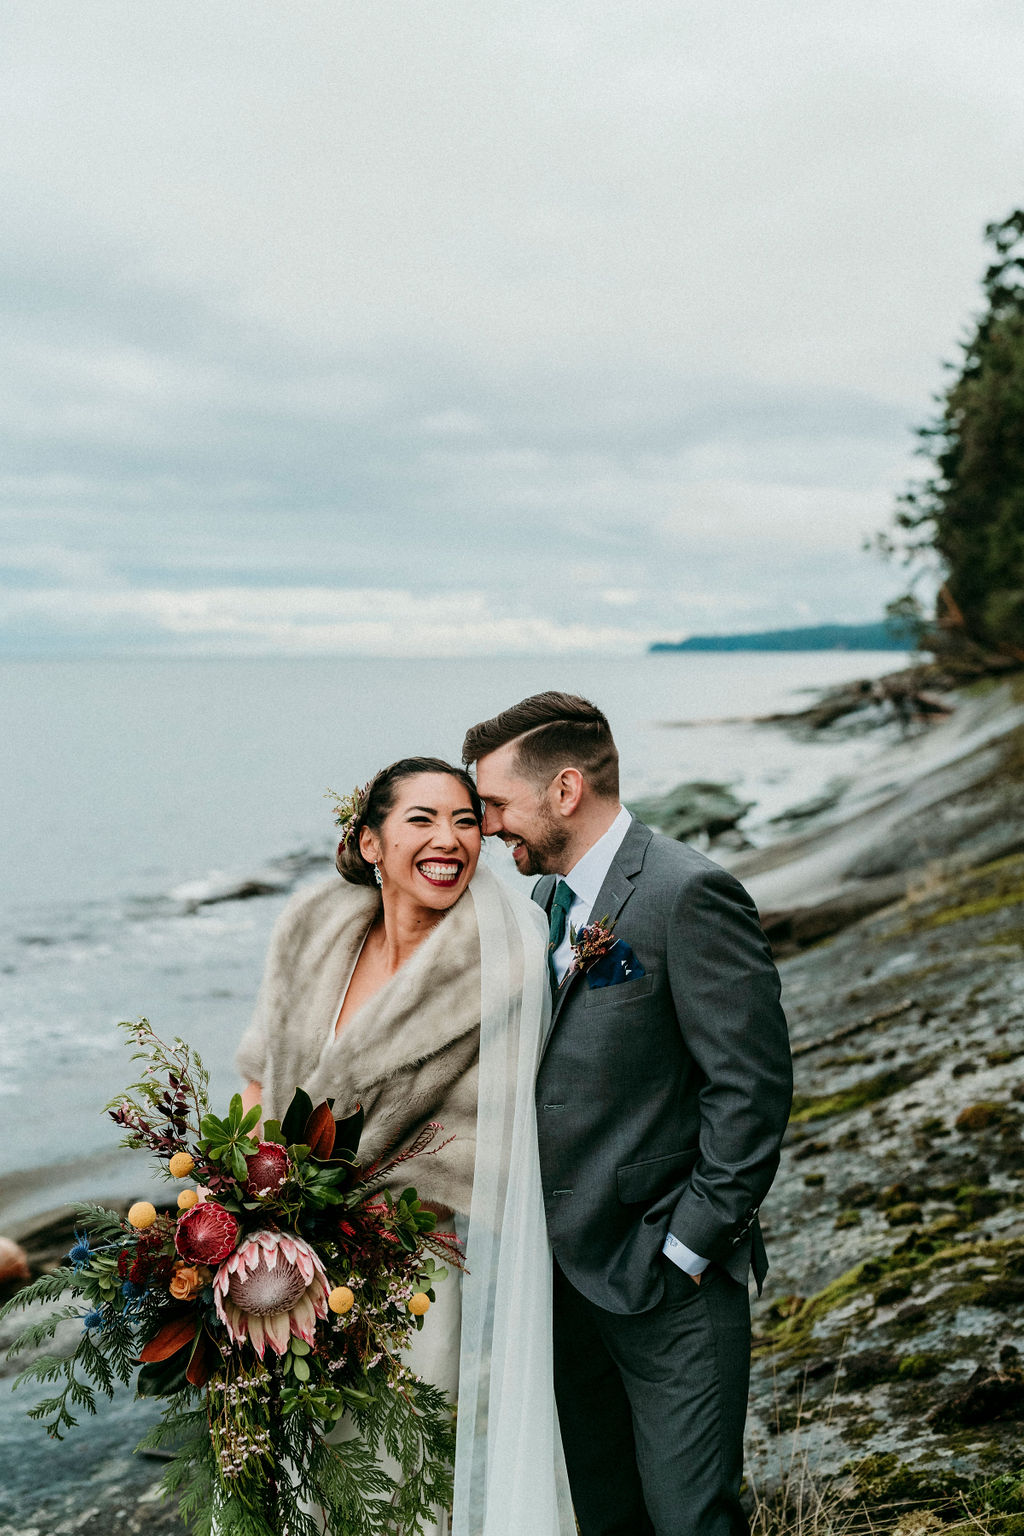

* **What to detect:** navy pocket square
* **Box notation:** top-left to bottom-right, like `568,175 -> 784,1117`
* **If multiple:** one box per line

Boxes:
586,939 -> 646,989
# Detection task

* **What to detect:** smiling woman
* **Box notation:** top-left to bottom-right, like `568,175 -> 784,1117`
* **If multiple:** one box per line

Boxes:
334,760 -> 483,1030
229,754 -> 576,1533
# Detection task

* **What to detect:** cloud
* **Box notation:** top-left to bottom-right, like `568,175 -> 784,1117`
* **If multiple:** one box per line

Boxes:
0,584 -> 652,657
1,2 -> 1019,654
660,482 -> 896,555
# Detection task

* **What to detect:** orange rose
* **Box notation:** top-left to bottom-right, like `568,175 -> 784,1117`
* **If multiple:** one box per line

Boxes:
169,1262 -> 211,1301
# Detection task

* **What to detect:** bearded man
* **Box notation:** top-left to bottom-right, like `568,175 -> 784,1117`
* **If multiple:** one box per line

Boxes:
463,691 -> 792,1536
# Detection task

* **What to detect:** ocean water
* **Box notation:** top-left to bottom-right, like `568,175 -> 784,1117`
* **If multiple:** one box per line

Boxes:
0,651 -> 903,1220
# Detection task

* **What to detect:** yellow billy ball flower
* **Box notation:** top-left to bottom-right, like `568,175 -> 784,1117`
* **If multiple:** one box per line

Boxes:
408,1293 -> 431,1316
127,1201 -> 157,1229
328,1285 -> 355,1315
177,1188 -> 199,1210
168,1152 -> 195,1179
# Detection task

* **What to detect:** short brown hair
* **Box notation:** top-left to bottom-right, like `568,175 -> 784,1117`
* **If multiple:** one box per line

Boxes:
336,757 -> 482,887
462,692 -> 619,799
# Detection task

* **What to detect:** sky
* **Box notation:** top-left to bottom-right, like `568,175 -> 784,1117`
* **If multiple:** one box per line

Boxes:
2,1 -> 1024,657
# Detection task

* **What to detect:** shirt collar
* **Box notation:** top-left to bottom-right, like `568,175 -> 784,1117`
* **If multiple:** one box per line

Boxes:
561,805 -> 632,910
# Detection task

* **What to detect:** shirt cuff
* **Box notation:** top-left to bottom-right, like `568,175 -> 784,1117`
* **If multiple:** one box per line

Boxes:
663,1232 -> 710,1276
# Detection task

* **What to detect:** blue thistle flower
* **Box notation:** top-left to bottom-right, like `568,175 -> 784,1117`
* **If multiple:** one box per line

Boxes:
68,1230 -> 92,1271
83,1308 -> 104,1332
121,1280 -> 142,1300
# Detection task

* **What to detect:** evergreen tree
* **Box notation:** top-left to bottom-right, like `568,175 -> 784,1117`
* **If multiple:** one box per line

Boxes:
890,210 -> 1024,659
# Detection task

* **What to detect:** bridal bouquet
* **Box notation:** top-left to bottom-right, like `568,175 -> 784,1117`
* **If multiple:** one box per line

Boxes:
0,1019 -> 463,1536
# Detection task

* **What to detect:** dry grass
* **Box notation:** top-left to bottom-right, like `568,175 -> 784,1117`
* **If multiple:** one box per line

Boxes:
744,1359 -> 1015,1536
747,1366 -> 855,1536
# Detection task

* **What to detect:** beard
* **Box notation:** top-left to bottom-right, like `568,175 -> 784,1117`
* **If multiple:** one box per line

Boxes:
512,803 -> 572,877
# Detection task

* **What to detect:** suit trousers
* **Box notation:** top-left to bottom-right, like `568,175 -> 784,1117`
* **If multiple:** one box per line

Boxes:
552,1257 -> 751,1536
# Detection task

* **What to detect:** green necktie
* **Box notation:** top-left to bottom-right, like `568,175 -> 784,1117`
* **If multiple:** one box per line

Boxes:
548,879 -> 574,986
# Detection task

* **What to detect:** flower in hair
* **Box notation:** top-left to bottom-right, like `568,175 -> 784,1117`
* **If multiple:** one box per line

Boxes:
326,783 -> 369,849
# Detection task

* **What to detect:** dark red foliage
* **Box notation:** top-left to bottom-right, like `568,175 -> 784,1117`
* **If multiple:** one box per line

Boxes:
109,1070 -> 190,1156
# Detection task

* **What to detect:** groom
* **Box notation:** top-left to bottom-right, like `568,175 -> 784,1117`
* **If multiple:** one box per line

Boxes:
463,692 -> 792,1536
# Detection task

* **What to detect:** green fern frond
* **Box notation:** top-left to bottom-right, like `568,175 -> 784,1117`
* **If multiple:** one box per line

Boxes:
15,1352 -> 79,1388
80,1331 -> 116,1396
0,1267 -> 81,1325
3,1304 -> 82,1358
71,1203 -> 128,1239
135,1401 -> 207,1456
96,1308 -> 142,1385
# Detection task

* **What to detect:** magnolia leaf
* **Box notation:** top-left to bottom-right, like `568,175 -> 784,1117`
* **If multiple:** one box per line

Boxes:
262,1118 -> 286,1145
331,1103 -> 365,1161
185,1331 -> 212,1389
304,1101 -> 337,1161
138,1314 -> 197,1363
280,1087 -> 314,1147
137,1351 -> 190,1397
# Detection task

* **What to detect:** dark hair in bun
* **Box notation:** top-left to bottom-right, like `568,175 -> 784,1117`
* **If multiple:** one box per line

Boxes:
335,757 -> 483,887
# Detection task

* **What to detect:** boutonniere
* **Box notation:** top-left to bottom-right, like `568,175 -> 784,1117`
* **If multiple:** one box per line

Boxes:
567,920 -> 646,989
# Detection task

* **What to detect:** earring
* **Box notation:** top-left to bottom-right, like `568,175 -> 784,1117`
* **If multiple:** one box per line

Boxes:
373,862 -> 383,888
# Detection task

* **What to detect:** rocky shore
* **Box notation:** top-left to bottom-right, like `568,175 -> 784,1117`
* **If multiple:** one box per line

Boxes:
3,672 -> 1024,1533
735,675 -> 1024,1526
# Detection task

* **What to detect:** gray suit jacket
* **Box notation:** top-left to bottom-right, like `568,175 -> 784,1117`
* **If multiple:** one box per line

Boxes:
533,817 -> 792,1315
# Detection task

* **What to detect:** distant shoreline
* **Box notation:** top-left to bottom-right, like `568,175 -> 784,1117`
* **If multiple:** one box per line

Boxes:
650,621 -> 917,652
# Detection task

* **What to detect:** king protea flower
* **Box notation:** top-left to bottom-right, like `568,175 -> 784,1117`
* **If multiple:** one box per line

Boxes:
213,1229 -> 329,1358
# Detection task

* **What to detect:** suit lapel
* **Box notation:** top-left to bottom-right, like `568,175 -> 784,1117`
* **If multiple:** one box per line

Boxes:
541,818 -> 653,1051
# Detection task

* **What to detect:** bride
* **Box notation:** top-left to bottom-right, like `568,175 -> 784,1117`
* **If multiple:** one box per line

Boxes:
234,756 -> 574,1536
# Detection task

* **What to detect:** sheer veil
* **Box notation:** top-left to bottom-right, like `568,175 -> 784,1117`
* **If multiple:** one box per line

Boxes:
454,865 -> 576,1535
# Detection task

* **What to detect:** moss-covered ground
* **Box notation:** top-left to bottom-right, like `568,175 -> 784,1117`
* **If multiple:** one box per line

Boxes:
750,787 -> 1024,1524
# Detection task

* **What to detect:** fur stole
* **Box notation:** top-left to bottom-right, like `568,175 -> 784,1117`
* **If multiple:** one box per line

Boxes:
236,878 -> 481,1214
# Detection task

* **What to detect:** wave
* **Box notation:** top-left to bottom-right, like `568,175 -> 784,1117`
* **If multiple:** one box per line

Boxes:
165,845 -> 333,914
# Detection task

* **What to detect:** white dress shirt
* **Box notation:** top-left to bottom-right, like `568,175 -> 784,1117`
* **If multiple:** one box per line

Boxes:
549,804 -> 632,983
546,807 -> 709,1281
